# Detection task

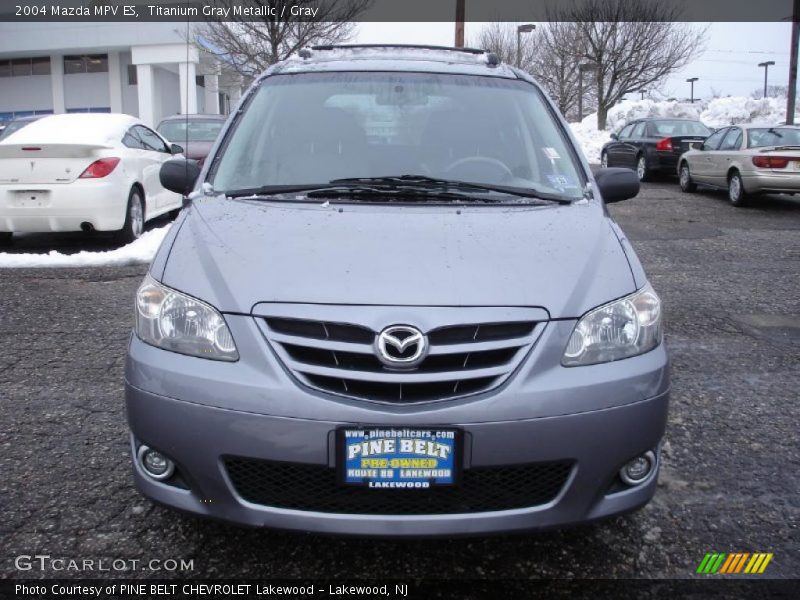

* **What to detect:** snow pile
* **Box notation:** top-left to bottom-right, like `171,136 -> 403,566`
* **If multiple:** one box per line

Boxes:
605,99 -> 701,133
0,224 -> 170,268
699,96 -> 794,128
569,96 -> 799,163
569,113 -> 611,164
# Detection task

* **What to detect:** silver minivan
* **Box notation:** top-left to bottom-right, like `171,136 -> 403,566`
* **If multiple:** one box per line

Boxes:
126,45 -> 668,536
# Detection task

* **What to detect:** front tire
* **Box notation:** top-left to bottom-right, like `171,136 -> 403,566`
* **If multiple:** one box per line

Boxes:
115,187 -> 145,244
728,171 -> 748,207
636,154 -> 651,182
679,163 -> 697,193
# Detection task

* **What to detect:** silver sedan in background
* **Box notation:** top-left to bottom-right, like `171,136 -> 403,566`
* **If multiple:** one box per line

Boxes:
678,124 -> 800,206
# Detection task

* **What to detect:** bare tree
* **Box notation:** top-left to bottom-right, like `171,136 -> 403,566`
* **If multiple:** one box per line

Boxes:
557,0 -> 706,129
470,22 -> 535,69
470,22 -> 593,121
200,0 -> 371,80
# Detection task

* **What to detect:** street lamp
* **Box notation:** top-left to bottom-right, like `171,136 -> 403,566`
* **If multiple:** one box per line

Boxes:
758,60 -> 776,98
516,24 -> 536,68
686,77 -> 699,103
578,62 -> 598,121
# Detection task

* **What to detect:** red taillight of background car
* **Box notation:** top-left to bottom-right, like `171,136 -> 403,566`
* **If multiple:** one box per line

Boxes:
79,157 -> 121,179
655,137 -> 673,152
752,156 -> 791,169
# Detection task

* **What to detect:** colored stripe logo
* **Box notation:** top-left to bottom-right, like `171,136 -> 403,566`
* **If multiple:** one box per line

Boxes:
697,553 -> 773,574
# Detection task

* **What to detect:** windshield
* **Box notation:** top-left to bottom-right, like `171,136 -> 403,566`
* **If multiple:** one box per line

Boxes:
747,127 -> 800,148
211,72 -> 585,200
650,120 -> 710,137
157,119 -> 224,143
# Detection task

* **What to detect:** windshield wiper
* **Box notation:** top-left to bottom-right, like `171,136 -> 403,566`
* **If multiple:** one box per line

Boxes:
329,175 -> 574,204
304,185 -> 501,203
224,184 -> 340,198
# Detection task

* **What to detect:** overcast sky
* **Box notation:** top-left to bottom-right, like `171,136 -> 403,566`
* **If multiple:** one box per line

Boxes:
354,22 -> 794,100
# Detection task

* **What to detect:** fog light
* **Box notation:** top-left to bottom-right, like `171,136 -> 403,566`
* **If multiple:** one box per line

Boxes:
620,451 -> 656,486
137,445 -> 175,481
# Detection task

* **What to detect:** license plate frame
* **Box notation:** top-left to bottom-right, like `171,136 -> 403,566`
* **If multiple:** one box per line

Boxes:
337,426 -> 462,489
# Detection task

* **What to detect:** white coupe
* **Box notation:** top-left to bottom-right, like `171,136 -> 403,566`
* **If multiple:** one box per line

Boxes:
0,113 -> 183,244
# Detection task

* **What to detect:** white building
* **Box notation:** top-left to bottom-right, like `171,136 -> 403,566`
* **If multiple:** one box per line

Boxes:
0,22 -> 243,127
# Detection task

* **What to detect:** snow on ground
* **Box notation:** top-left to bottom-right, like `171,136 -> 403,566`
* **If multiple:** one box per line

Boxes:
0,223 -> 170,268
570,96 -> 799,164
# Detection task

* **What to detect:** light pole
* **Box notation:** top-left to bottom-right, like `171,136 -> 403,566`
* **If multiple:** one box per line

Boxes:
516,24 -> 536,68
578,62 -> 597,121
686,77 -> 699,103
758,60 -> 776,98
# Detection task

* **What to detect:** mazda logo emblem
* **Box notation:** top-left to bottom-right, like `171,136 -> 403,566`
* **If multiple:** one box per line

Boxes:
375,325 -> 428,368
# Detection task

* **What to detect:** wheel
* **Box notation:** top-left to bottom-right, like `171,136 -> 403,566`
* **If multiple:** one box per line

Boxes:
600,151 -> 609,169
636,154 -> 650,182
115,187 -> 145,244
679,163 -> 697,193
0,232 -> 12,246
728,171 -> 748,207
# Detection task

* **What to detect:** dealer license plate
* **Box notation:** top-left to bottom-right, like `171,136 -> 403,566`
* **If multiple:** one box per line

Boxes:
14,190 -> 50,208
338,427 -> 460,489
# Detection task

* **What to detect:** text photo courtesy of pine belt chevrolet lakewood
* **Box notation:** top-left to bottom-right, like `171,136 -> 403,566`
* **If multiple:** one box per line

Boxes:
0,113 -> 184,244
126,45 -> 667,536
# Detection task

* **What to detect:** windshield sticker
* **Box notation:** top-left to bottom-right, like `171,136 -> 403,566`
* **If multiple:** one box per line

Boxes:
546,173 -> 578,191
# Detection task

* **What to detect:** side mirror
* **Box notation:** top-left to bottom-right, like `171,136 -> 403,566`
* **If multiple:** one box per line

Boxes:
170,143 -> 184,155
609,132 -> 618,140
160,158 -> 201,197
594,167 -> 639,203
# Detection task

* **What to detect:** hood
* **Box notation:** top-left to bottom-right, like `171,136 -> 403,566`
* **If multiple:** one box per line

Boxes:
160,197 -> 636,318
183,141 -> 214,161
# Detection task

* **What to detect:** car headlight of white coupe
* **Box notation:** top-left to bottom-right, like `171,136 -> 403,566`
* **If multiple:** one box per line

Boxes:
563,284 -> 662,366
135,275 -> 238,361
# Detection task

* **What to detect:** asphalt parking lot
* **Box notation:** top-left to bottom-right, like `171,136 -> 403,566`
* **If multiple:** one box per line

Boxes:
1,180 -> 798,581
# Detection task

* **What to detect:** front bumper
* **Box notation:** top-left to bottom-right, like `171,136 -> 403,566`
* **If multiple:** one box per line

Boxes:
125,314 -> 670,535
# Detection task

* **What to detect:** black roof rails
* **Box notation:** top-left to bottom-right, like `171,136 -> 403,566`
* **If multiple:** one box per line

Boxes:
309,44 -> 490,56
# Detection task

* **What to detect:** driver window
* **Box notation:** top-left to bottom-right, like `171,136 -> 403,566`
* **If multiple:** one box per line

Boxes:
631,122 -> 646,138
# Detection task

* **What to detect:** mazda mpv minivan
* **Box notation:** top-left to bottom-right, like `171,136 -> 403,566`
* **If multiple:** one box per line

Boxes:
126,45 -> 669,535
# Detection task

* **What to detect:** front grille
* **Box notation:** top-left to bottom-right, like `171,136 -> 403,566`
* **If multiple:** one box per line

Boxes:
261,315 -> 539,404
225,457 -> 573,515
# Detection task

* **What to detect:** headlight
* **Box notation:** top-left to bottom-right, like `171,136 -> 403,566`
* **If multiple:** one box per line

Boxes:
562,284 -> 662,366
135,275 -> 238,361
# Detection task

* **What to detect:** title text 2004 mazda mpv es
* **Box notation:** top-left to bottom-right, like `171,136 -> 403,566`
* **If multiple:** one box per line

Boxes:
125,45 -> 669,536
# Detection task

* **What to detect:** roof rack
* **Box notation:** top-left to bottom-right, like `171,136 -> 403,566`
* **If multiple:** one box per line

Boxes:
298,44 -> 501,67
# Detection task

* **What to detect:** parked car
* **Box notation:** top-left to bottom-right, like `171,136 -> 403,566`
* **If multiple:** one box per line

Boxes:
678,124 -> 800,206
0,113 -> 184,244
601,118 -> 711,181
156,114 -> 226,165
0,114 -> 45,142
126,45 -> 667,536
